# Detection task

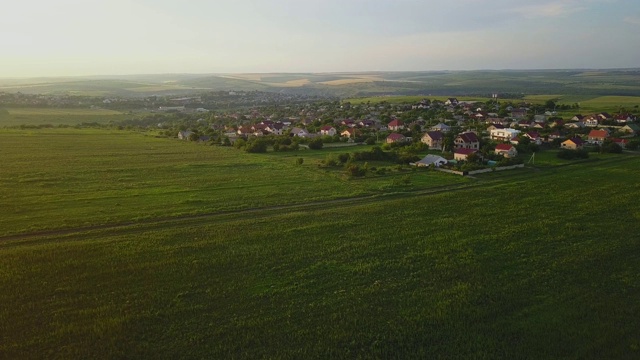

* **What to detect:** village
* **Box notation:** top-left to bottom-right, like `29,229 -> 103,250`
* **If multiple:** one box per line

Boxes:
174,96 -> 639,174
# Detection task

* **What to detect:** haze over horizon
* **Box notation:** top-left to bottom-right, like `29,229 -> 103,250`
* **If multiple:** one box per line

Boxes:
4,0 -> 640,78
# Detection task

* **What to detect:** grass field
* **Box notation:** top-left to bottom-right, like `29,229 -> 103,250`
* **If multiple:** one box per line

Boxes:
0,129 -> 470,237
0,107 -> 129,127
0,128 -> 639,358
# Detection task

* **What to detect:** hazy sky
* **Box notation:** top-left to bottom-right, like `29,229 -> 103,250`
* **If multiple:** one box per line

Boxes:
2,0 -> 640,77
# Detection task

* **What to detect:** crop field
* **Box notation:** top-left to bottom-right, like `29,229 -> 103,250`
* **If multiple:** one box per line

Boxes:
1,129 -> 639,358
0,107 -> 129,127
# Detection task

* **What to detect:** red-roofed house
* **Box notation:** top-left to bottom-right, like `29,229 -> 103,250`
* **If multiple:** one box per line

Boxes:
561,137 -> 585,150
454,148 -> 477,161
388,119 -> 405,131
454,132 -> 480,150
320,126 -> 337,136
587,129 -> 609,144
613,138 -> 629,149
525,131 -> 542,145
421,131 -> 444,150
494,144 -> 518,158
386,133 -> 407,144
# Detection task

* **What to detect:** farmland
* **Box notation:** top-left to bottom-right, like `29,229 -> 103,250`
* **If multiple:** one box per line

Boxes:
3,69 -> 640,98
1,128 -> 640,358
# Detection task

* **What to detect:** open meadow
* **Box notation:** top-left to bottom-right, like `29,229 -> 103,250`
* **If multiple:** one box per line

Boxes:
1,128 -> 640,358
0,107 -> 129,127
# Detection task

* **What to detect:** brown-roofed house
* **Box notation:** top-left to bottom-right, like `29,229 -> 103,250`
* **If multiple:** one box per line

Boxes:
421,131 -> 444,150
454,132 -> 480,150
561,137 -> 585,150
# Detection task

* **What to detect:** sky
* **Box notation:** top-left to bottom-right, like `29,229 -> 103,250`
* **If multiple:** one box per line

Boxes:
2,0 -> 640,77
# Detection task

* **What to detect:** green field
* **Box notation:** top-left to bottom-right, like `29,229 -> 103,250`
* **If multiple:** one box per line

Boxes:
1,129 -> 640,358
0,107 -> 129,127
0,129 -> 468,236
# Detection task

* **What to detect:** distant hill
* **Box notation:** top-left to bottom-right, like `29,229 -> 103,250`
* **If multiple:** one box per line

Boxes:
1,69 -> 639,98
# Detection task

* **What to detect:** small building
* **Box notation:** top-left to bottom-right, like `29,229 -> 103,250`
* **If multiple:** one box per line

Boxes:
414,154 -> 448,167
490,128 -> 520,142
495,144 -> 518,158
430,123 -> 451,133
454,148 -> 477,161
561,137 -> 585,150
386,133 -> 406,144
421,131 -> 444,150
341,128 -> 356,138
178,130 -> 193,140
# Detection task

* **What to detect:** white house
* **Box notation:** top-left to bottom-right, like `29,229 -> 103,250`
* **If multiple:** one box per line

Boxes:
490,128 -> 520,142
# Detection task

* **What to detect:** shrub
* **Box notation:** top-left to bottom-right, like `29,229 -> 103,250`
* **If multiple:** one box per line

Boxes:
308,138 -> 323,150
557,149 -> 589,160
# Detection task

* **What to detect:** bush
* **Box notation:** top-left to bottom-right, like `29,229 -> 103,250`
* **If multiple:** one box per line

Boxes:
627,140 -> 639,151
557,149 -> 589,160
296,158 -> 304,166
308,138 -> 323,150
245,139 -> 268,153
345,163 -> 367,177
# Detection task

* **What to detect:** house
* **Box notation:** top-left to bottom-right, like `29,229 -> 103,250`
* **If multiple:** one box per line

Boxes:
565,121 -> 586,129
511,108 -> 528,118
454,132 -> 480,150
445,98 -> 459,106
490,128 -> 520,142
597,112 -> 612,121
341,128 -> 356,138
495,144 -> 518,158
561,137 -> 585,150
177,130 -> 193,140
571,115 -> 584,122
621,123 -> 640,135
454,148 -> 477,161
421,131 -> 444,150
388,119 -> 405,131
534,115 -> 547,123
584,115 -> 599,127
486,124 -> 505,132
525,131 -> 542,145
614,114 -> 635,124
548,131 -> 564,140
550,119 -> 565,128
613,138 -> 629,149
414,154 -> 448,167
358,119 -> 375,128
486,117 -> 510,126
517,119 -> 533,128
587,129 -> 609,144
266,122 -> 285,135
290,127 -> 311,138
430,123 -> 452,133
386,133 -> 406,144
320,125 -> 337,136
